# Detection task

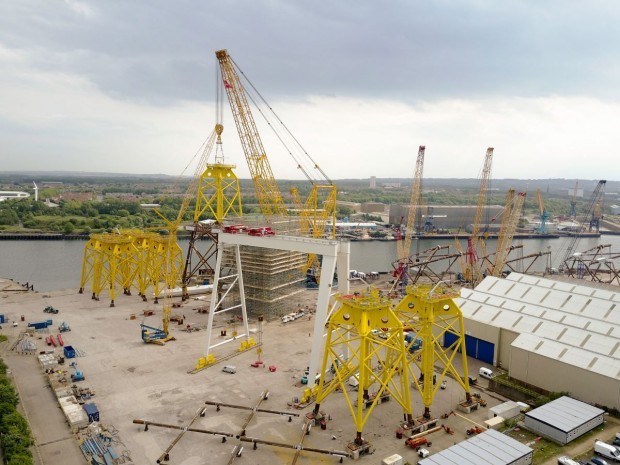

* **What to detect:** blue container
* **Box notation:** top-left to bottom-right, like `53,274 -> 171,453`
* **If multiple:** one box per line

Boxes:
28,322 -> 47,330
83,403 -> 99,422
64,345 -> 76,358
0,314 -> 5,324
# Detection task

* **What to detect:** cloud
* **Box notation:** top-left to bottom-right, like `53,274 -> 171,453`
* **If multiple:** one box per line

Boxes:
1,1 -> 620,181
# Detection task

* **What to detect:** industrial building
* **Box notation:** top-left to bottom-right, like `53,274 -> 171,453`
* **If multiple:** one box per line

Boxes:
388,204 -> 504,230
450,272 -> 620,410
418,429 -> 533,465
523,396 -> 604,445
488,401 -> 521,420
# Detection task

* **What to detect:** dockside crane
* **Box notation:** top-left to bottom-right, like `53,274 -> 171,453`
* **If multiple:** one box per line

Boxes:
535,189 -> 550,234
491,191 -> 526,277
457,147 -> 493,285
556,180 -> 606,272
393,146 -> 425,290
570,180 -> 579,219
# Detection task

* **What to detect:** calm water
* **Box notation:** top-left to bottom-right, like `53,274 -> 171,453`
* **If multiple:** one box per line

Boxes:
0,236 -> 618,292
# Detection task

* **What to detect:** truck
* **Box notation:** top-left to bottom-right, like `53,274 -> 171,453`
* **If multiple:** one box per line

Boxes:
28,319 -> 53,330
594,440 -> 620,462
404,332 -> 422,352
405,436 -> 432,450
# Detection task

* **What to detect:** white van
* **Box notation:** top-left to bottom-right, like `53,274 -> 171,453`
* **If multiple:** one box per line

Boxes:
222,365 -> 237,374
557,456 -> 580,465
594,440 -> 620,462
479,367 -> 494,379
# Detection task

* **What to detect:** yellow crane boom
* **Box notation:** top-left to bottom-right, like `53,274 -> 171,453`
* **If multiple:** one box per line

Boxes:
216,49 -> 288,219
491,191 -> 526,277
397,146 -> 425,262
471,147 -> 494,249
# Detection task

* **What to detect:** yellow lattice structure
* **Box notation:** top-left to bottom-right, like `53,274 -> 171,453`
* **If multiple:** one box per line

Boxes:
312,288 -> 412,445
79,230 -> 183,307
393,283 -> 472,419
79,232 -> 136,306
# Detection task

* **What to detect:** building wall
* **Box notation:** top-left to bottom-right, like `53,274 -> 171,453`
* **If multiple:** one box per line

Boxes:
511,452 -> 533,465
464,318 -> 500,365
388,204 -> 504,229
523,416 -> 568,444
360,202 -> 385,214
510,347 -> 620,410
566,414 -> 604,443
498,328 -> 519,370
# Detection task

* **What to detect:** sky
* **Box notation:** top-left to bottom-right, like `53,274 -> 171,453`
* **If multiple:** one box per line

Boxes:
1,0 -> 620,182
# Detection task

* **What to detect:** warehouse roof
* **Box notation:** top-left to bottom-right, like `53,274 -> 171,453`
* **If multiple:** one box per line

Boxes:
456,273 -> 620,380
418,429 -> 532,465
525,396 -> 604,433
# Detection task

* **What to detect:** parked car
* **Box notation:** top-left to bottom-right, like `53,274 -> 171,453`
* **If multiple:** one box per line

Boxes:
590,457 -> 610,465
222,365 -> 237,374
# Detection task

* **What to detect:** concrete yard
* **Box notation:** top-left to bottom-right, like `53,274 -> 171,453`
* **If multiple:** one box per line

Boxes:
1,278 -> 521,465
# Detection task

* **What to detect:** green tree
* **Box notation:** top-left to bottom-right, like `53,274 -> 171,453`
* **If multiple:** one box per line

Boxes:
0,384 -> 18,408
63,222 -> 75,234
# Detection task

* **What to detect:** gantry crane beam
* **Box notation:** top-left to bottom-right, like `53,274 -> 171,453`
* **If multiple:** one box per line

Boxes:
216,49 -> 288,219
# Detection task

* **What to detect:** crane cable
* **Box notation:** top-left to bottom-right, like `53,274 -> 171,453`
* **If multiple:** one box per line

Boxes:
230,56 -> 332,186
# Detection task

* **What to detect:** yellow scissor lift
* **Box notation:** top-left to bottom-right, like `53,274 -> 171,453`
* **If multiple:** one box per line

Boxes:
393,283 -> 473,422
312,288 -> 413,450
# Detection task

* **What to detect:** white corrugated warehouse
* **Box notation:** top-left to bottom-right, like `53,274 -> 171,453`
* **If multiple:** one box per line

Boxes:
450,273 -> 620,410
524,396 -> 604,445
418,429 -> 533,465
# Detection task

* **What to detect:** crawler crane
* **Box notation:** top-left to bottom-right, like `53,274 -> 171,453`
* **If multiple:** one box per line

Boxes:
216,49 -> 337,273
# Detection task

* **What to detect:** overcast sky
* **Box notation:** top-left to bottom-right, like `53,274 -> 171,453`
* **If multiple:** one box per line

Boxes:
1,1 -> 619,182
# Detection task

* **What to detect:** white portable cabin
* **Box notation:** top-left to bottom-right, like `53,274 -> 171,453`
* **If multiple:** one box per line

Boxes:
524,396 -> 604,445
489,401 -> 521,420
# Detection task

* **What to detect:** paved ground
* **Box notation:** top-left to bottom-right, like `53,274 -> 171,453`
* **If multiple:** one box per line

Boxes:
0,276 -> 614,465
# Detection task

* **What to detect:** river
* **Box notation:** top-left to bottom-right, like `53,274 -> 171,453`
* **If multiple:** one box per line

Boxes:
1,235 -> 619,292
